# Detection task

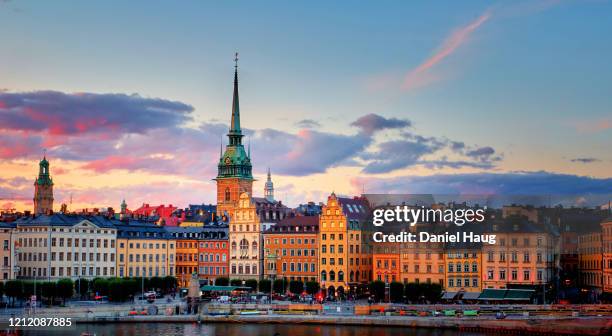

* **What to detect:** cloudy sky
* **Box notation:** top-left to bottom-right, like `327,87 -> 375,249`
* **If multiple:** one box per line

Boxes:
1,0 -> 611,211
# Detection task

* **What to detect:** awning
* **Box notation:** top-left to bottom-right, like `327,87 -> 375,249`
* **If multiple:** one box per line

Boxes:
461,292 -> 481,300
504,289 -> 534,300
200,285 -> 251,292
441,291 -> 458,300
478,289 -> 506,300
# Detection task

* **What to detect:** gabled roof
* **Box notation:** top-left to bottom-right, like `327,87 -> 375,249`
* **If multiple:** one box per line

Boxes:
14,214 -> 118,229
337,197 -> 370,221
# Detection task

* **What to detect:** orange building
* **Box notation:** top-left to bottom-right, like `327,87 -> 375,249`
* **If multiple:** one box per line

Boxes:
264,216 -> 319,283
578,231 -> 603,297
318,193 -> 372,297
372,241 -> 400,283
602,217 -> 612,294
175,238 -> 198,287
198,237 -> 229,285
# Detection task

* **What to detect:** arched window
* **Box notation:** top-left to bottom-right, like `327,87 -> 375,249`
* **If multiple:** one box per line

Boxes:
338,271 -> 344,282
329,270 -> 336,281
321,270 -> 327,282
349,271 -> 354,282
252,241 -> 258,253
225,187 -> 231,201
231,241 -> 237,251
238,265 -> 243,274
252,264 -> 257,274
240,239 -> 249,256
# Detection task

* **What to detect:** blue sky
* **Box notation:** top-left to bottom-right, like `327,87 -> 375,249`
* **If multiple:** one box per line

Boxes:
0,0 -> 610,209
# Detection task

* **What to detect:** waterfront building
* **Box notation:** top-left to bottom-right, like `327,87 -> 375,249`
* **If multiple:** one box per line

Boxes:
197,230 -> 229,285
602,217 -> 612,295
115,222 -> 176,278
263,215 -> 319,283
178,204 -> 216,227
481,216 -> 556,301
229,192 -> 262,280
14,214 -> 117,279
444,237 -> 482,294
0,222 -> 16,280
372,241 -> 400,283
33,156 -> 54,215
170,227 -> 199,287
578,231 -> 603,300
318,193 -> 372,297
399,224 -> 445,286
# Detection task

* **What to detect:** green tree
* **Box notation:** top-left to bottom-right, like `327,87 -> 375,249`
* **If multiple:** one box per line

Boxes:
162,276 -> 178,293
245,279 -> 258,291
289,280 -> 304,295
108,278 -> 128,302
259,279 -> 272,293
149,276 -> 163,292
369,281 -> 385,302
230,279 -> 243,286
404,282 -> 420,302
273,278 -> 288,294
77,278 -> 90,299
92,278 -> 109,296
0,281 -> 5,297
215,277 -> 229,286
389,282 -> 404,303
40,281 -> 57,305
422,283 -> 442,303
305,281 -> 320,295
57,279 -> 74,305
4,280 -> 23,306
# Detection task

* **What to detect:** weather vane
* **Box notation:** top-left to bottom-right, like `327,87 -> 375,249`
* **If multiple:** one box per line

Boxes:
234,52 -> 239,69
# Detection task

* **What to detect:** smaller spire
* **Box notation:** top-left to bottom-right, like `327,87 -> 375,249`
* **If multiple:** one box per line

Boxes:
267,167 -> 271,180
248,137 -> 251,158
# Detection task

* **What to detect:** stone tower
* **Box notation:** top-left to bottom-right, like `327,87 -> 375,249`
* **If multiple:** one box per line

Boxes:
215,53 -> 254,218
33,156 -> 54,215
264,168 -> 274,202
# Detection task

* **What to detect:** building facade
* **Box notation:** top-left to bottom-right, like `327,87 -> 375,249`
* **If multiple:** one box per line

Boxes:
578,231 -> 603,297
229,193 -> 262,280
14,215 -> 117,279
318,193 -> 372,297
115,222 -> 176,278
602,217 -> 612,294
264,216 -> 319,283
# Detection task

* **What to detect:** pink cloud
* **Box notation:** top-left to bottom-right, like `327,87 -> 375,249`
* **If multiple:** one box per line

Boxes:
402,11 -> 491,91
575,118 -> 612,133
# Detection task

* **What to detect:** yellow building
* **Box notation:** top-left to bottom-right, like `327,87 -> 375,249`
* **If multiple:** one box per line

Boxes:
115,223 -> 176,278
602,217 -> 612,294
578,231 -> 602,293
318,193 -> 371,297
0,223 -> 15,280
229,193 -> 262,280
482,217 -> 555,298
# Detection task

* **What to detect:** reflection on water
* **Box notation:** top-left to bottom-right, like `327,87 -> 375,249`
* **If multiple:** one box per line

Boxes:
21,323 -> 487,336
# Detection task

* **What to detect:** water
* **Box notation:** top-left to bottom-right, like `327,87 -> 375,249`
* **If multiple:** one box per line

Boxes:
21,323 -> 487,336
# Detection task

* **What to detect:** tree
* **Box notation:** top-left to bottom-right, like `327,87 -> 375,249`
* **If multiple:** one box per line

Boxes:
92,278 -> 109,296
4,280 -> 23,306
230,279 -> 243,287
162,276 -> 178,293
108,278 -> 128,302
215,277 -> 229,286
0,281 -> 5,297
259,279 -> 272,293
77,278 -> 90,299
305,281 -> 320,295
57,279 -> 74,305
273,278 -> 288,294
289,280 -> 304,295
245,279 -> 258,291
40,281 -> 57,305
369,281 -> 385,302
404,282 -> 420,302
389,282 -> 404,303
422,283 -> 442,303
149,276 -> 163,292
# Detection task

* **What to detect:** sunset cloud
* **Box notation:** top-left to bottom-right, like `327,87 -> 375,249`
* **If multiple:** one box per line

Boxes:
402,11 -> 491,90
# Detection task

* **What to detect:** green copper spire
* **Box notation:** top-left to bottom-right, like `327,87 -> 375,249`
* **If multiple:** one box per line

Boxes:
228,52 -> 243,146
216,53 -> 253,180
36,156 -> 53,186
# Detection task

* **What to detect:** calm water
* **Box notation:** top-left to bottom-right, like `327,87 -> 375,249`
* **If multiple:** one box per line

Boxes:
21,323 -> 488,336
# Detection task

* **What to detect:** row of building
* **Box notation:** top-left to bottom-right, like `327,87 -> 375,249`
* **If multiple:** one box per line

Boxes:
3,57 -> 611,302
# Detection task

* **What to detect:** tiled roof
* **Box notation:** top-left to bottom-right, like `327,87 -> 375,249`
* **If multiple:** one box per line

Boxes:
337,197 -> 370,221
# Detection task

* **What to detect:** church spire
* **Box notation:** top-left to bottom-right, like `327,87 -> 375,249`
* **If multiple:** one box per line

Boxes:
229,52 -> 242,146
264,167 -> 274,202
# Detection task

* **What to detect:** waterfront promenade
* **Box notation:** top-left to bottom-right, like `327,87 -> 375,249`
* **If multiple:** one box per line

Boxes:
2,302 -> 611,335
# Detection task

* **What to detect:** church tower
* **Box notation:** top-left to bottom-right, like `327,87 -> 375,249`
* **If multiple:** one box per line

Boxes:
33,156 -> 54,215
215,53 -> 254,218
264,168 -> 274,202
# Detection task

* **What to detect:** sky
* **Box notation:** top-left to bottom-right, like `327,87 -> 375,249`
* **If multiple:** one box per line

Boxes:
0,0 -> 611,211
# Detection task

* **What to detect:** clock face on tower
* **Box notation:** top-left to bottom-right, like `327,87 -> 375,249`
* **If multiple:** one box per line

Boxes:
225,157 -> 231,165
